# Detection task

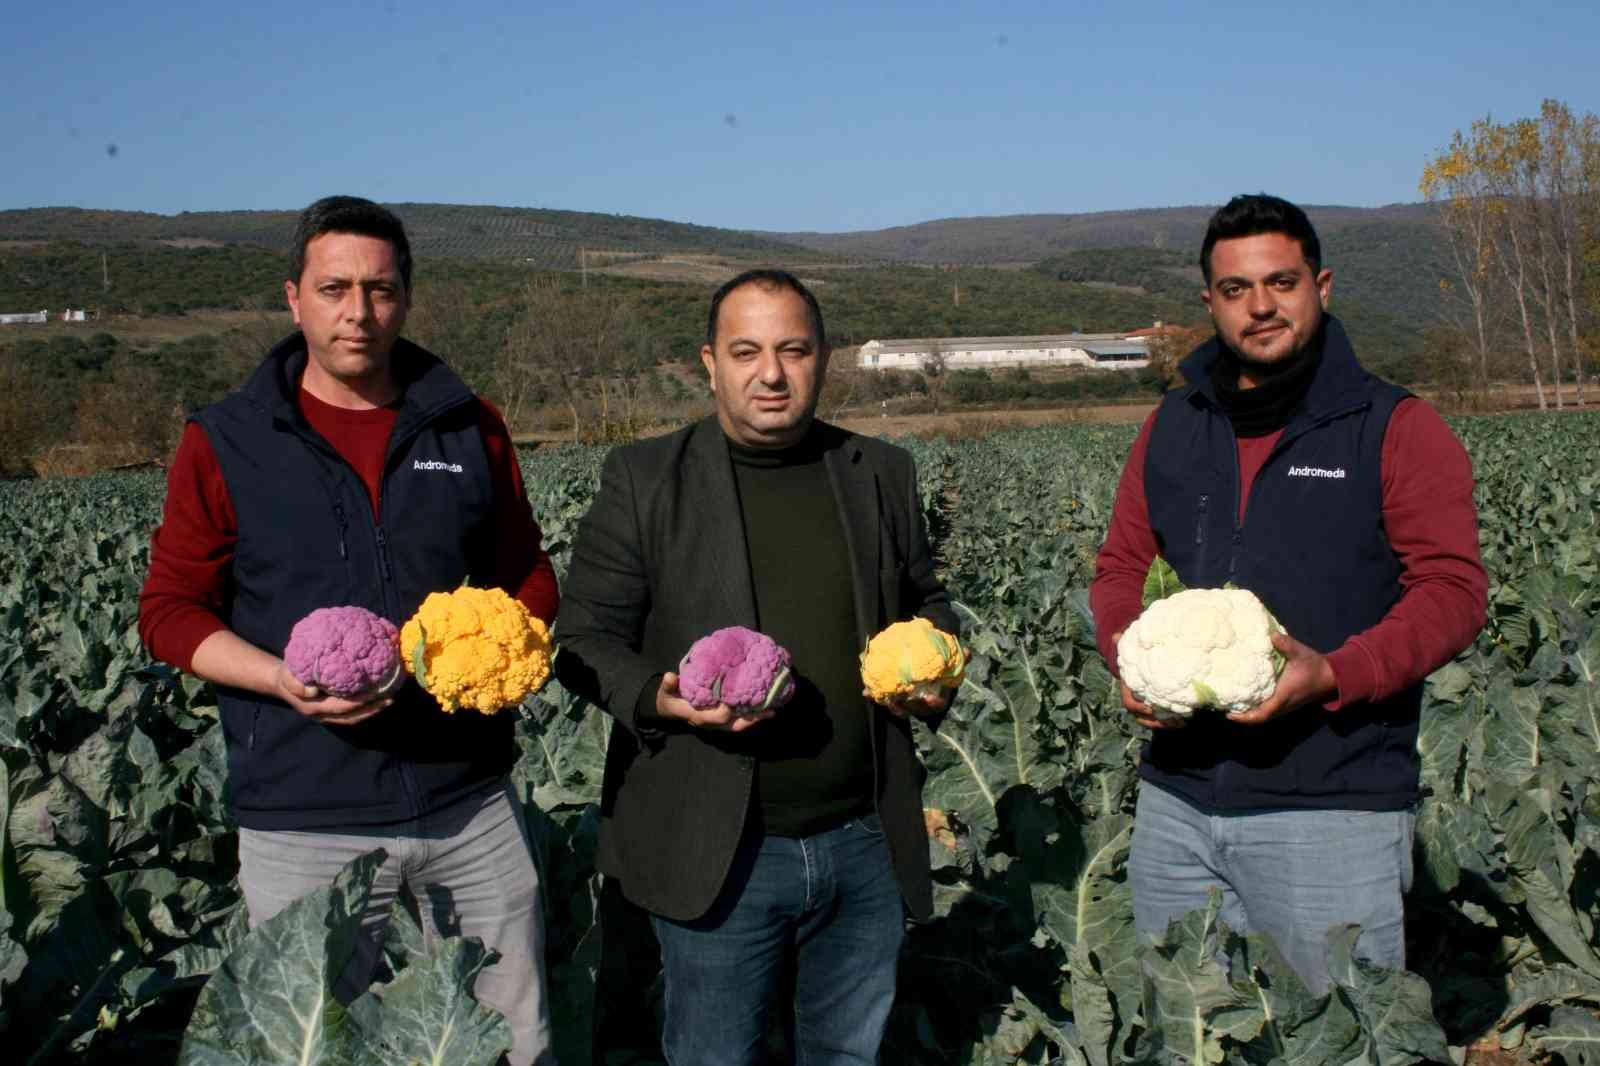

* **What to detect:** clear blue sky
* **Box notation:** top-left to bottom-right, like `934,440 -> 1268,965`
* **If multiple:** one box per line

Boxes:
4,0 -> 1595,233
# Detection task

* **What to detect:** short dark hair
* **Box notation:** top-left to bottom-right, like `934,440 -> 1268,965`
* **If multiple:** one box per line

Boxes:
705,269 -> 827,350
289,196 -> 413,290
1200,194 -> 1321,284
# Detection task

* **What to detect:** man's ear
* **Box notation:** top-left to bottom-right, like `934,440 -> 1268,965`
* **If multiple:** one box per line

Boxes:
285,279 -> 302,326
700,345 -> 717,392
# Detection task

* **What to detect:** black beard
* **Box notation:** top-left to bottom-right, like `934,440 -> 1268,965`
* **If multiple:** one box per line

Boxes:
1209,320 -> 1328,437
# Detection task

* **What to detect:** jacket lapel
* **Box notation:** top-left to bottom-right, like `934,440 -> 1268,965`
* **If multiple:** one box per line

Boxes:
685,418 -> 759,628
822,426 -> 881,649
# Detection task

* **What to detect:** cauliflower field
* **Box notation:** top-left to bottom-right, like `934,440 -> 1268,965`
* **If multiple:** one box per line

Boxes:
1,412 -> 1597,1065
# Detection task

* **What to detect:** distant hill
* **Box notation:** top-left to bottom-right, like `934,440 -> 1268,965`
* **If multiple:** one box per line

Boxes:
768,203 -> 1439,263
772,203 -> 1447,330
1,200 -> 1444,369
0,204 -> 811,269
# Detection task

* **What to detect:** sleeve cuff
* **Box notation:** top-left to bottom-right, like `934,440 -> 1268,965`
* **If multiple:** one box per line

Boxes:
1324,641 -> 1380,711
631,673 -> 668,741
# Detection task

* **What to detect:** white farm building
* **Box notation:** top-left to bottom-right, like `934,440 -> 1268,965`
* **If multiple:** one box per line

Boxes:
856,332 -> 1150,372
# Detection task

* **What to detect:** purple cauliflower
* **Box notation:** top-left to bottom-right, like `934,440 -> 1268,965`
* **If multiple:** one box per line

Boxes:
283,606 -> 402,699
677,627 -> 796,716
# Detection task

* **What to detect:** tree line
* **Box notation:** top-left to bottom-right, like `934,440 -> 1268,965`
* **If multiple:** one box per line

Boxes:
1421,98 -> 1599,408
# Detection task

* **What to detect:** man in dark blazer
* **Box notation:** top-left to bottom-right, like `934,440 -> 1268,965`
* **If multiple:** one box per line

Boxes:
555,269 -> 958,1065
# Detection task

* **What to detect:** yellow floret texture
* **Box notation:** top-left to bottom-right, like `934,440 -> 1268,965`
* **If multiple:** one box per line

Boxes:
860,617 -> 965,703
399,586 -> 552,714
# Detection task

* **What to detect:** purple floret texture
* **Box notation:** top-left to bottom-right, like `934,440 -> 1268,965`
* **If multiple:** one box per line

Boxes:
283,606 -> 401,698
678,626 -> 797,713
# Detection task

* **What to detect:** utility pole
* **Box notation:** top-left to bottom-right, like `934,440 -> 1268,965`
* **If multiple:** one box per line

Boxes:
580,248 -> 587,289
953,281 -> 960,306
102,251 -> 110,294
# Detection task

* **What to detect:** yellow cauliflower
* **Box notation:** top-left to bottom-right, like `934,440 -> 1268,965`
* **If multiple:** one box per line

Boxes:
400,586 -> 552,714
860,617 -> 965,703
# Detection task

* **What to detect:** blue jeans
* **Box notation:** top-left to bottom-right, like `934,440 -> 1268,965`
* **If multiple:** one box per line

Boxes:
650,813 -> 905,1066
1128,781 -> 1414,995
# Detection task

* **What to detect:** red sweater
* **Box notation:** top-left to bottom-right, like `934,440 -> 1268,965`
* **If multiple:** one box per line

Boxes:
139,391 -> 559,672
1089,398 -> 1487,709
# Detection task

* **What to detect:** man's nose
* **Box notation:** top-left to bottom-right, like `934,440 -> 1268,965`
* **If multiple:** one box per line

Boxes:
344,290 -> 375,322
1246,285 -> 1276,317
756,351 -> 785,385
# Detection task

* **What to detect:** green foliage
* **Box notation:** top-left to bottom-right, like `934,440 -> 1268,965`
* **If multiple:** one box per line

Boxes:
178,850 -> 512,1066
1141,556 -> 1185,608
2,413 -> 1599,1063
0,242 -> 286,315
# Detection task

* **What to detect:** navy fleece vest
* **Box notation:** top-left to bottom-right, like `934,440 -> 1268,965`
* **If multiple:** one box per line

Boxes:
1139,318 -> 1419,812
196,334 -> 515,831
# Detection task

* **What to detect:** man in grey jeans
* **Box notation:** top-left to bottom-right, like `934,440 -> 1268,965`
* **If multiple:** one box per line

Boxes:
139,196 -> 560,1064
1089,194 -> 1486,992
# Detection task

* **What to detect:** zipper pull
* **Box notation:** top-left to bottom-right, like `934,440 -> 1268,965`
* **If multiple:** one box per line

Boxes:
333,503 -> 348,560
376,527 -> 392,581
1194,494 -> 1209,545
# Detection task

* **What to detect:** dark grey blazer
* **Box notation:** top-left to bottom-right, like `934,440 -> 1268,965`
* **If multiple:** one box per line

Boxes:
554,416 -> 957,921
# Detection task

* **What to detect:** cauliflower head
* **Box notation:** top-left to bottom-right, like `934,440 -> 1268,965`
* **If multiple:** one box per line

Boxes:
283,605 -> 402,698
860,617 -> 965,703
400,586 -> 552,714
1116,587 -> 1283,718
677,626 -> 796,716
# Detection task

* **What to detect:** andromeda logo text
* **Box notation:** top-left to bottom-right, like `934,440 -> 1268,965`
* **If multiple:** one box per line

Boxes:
413,459 -> 464,473
1287,465 -> 1346,479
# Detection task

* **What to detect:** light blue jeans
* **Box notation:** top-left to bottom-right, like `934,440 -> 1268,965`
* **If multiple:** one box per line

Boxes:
650,813 -> 906,1066
1128,781 -> 1414,995
237,784 -> 556,1066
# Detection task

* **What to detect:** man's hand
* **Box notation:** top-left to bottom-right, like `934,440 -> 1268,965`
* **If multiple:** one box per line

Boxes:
1111,630 -> 1185,731
654,671 -> 774,733
1119,680 -> 1184,731
1227,632 -> 1338,726
870,686 -> 952,719
273,663 -> 394,727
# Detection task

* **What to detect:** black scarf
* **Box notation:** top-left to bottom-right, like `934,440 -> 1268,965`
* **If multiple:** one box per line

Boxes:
1209,321 -> 1327,437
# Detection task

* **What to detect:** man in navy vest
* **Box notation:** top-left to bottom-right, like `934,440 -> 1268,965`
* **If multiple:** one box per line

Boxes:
1090,194 -> 1486,993
140,197 -> 560,1064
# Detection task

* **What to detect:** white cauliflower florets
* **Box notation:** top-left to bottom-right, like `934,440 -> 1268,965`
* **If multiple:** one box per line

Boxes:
1116,587 -> 1282,719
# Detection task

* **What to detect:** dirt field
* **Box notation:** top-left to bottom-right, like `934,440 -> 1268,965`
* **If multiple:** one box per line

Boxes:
835,401 -> 1157,437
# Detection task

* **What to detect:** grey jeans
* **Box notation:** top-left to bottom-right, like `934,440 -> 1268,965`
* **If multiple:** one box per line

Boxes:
1128,780 -> 1415,995
237,784 -> 556,1066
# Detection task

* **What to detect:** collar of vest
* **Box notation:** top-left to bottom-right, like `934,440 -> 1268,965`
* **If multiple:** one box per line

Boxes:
241,332 -> 475,439
1177,315 -> 1375,427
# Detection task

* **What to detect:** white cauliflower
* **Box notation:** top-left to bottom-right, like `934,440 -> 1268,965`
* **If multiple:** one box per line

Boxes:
1116,586 -> 1283,719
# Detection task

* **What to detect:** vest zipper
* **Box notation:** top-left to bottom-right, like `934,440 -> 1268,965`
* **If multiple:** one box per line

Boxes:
375,526 -> 393,581
1194,493 -> 1209,545
1227,421 -> 1245,582
333,503 -> 349,560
